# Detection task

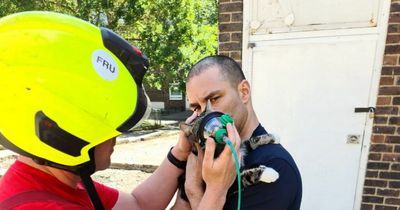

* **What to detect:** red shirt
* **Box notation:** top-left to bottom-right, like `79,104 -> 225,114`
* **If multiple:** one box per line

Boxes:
0,160 -> 119,209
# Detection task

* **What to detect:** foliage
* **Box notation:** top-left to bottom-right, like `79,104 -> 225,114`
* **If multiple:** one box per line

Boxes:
130,0 -> 218,90
133,120 -> 162,130
0,0 -> 218,90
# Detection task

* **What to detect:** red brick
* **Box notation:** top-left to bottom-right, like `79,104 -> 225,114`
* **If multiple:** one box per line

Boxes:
369,152 -> 382,161
389,13 -> 400,24
219,33 -> 230,42
384,44 -> 400,55
379,87 -> 400,95
219,13 -> 231,23
232,13 -> 243,22
393,97 -> 400,105
219,2 -> 243,13
377,189 -> 400,197
364,187 -> 376,195
388,24 -> 400,33
386,136 -> 400,144
388,117 -> 400,125
381,67 -> 400,75
363,203 -> 375,210
396,76 -> 400,85
219,23 -> 243,32
395,145 -> 400,153
375,106 -> 399,115
219,42 -> 242,51
366,170 -> 379,178
382,154 -> 400,162
389,181 -> 400,188
374,116 -> 388,125
361,203 -> 373,210
373,126 -> 396,134
386,35 -> 400,44
375,205 -> 398,210
390,2 -> 400,12
391,163 -> 400,171
371,144 -> 393,152
362,195 -> 384,203
231,32 -> 242,42
383,55 -> 398,65
380,76 -> 395,85
229,51 -> 241,60
377,97 -> 392,105
365,179 -> 388,187
375,107 -> 399,115
372,135 -> 386,143
218,51 -> 230,57
368,162 -> 390,170
385,198 -> 400,205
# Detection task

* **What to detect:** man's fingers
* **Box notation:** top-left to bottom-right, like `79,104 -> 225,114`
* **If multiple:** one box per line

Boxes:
224,123 -> 239,149
187,153 -> 196,165
221,123 -> 240,161
203,138 -> 216,168
196,144 -> 204,162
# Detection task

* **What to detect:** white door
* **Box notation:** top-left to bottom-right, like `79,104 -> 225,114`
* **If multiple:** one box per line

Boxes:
243,1 -> 390,209
250,36 -> 377,210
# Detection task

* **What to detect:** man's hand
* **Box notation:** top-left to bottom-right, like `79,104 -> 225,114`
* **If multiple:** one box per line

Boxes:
170,189 -> 192,210
173,111 -> 199,161
202,123 -> 241,192
184,144 -> 205,209
185,123 -> 241,210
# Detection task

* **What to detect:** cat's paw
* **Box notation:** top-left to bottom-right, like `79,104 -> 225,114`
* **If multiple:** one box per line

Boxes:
259,165 -> 279,183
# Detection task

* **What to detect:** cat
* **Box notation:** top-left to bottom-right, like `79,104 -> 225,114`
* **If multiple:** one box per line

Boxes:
180,117 -> 280,188
240,134 -> 280,188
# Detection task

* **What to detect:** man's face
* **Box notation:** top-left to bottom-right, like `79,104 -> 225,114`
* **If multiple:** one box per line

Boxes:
186,67 -> 247,134
94,137 -> 116,171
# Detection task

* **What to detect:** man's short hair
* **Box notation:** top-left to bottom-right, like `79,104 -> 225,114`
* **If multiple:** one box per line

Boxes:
187,55 -> 246,87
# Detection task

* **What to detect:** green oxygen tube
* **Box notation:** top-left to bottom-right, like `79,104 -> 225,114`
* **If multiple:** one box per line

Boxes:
215,114 -> 241,210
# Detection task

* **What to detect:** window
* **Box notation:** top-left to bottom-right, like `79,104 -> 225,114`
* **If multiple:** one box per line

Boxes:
169,83 -> 182,100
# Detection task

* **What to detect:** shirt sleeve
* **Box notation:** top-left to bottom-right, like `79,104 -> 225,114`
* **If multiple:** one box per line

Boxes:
94,181 -> 119,210
224,158 -> 300,210
14,202 -> 88,210
13,184 -> 119,210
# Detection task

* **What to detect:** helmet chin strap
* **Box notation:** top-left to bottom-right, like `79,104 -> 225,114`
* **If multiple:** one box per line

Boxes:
80,174 -> 104,210
77,147 -> 105,210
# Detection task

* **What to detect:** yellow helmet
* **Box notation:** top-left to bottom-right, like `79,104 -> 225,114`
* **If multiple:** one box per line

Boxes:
0,11 -> 151,173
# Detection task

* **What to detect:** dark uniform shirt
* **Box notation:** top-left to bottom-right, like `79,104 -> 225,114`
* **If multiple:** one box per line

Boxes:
224,124 -> 302,210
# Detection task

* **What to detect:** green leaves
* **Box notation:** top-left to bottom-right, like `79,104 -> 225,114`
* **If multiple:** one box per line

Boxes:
0,0 -> 217,91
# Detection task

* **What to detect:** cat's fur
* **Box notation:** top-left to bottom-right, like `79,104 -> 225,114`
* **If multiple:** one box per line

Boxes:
240,134 -> 280,188
179,119 -> 280,188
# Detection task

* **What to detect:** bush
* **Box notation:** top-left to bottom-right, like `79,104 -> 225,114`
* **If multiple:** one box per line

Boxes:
133,120 -> 163,131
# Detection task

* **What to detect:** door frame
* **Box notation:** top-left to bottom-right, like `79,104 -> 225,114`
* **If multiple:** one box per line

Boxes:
241,0 -> 391,209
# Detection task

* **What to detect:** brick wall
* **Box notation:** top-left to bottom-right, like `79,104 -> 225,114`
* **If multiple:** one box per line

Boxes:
146,86 -> 185,111
361,1 -> 400,209
218,0 -> 243,65
219,0 -> 400,209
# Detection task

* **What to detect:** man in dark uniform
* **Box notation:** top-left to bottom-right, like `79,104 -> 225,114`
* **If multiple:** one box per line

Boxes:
181,55 -> 302,210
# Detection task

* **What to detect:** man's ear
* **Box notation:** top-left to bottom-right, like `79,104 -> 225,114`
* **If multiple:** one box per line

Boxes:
238,80 -> 251,103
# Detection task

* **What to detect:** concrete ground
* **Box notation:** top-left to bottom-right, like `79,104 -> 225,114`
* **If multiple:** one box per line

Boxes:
93,129 -> 180,193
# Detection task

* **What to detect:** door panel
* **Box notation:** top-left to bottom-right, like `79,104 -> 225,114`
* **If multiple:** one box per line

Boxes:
249,0 -> 380,34
251,36 -> 376,210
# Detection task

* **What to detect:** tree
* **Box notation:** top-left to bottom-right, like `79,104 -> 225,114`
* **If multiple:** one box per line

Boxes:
129,0 -> 218,90
0,0 -> 217,90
